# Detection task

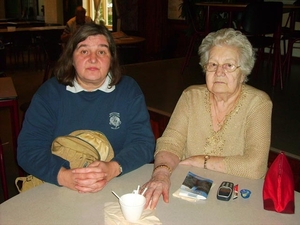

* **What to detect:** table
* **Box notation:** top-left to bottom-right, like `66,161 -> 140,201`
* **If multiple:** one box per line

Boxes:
0,21 -> 46,28
0,164 -> 299,224
112,32 -> 145,46
0,26 -> 65,34
0,26 -> 65,68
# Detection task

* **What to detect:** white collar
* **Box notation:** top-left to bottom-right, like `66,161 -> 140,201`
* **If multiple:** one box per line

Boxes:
66,73 -> 115,93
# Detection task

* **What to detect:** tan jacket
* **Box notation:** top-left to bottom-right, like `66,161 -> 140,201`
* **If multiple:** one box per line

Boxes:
156,84 -> 272,179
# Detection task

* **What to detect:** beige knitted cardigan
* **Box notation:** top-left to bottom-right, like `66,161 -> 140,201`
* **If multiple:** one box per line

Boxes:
155,84 -> 272,179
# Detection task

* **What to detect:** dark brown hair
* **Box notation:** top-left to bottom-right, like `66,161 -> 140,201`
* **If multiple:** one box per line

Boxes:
55,23 -> 121,87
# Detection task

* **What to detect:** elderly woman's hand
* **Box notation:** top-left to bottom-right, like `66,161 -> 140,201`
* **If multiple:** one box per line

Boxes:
141,170 -> 171,210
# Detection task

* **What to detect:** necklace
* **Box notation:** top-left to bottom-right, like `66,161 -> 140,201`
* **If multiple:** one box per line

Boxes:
213,102 -> 226,127
212,95 -> 240,128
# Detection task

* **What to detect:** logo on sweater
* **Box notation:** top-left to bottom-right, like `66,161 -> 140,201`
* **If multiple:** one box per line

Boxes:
109,112 -> 121,129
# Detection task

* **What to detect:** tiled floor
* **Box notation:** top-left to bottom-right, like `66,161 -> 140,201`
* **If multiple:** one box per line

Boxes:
0,52 -> 300,203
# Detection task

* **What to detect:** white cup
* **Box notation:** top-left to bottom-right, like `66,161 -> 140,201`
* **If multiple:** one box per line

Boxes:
119,193 -> 146,222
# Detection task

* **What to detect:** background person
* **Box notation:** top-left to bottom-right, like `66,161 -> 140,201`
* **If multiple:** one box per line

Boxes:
18,23 -> 155,193
142,28 -> 272,209
61,6 -> 93,43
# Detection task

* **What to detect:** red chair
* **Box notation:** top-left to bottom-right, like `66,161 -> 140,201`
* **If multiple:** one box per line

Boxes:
0,137 -> 9,201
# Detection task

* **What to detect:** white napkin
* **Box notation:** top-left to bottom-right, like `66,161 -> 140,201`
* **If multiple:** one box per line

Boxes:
104,202 -> 162,225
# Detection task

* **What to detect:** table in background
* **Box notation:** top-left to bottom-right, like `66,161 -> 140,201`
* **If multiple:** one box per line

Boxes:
0,25 -> 65,33
112,31 -> 146,64
0,26 -> 65,69
0,164 -> 299,224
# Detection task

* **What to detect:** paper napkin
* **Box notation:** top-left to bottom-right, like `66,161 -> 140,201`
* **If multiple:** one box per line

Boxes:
104,202 -> 162,225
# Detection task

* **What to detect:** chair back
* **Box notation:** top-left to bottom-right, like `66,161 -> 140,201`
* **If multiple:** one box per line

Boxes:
294,0 -> 300,23
113,0 -> 121,32
180,0 -> 205,34
242,2 -> 283,35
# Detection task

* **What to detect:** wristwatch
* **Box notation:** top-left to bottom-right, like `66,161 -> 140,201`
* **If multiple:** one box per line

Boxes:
204,155 -> 210,169
117,163 -> 123,177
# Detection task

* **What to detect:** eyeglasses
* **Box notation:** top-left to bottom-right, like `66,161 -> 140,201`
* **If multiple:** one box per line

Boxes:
204,62 -> 241,73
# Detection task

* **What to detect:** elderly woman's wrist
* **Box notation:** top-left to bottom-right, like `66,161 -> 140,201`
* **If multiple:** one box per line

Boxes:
152,164 -> 172,176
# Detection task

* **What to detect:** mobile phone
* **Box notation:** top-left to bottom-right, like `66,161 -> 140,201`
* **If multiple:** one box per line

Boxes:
217,181 -> 234,201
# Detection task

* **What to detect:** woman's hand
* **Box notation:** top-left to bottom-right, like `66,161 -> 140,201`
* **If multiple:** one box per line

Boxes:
57,161 -> 120,193
142,151 -> 180,209
142,170 -> 171,210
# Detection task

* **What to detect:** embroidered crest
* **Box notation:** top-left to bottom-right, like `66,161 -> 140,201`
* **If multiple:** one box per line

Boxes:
109,112 -> 121,129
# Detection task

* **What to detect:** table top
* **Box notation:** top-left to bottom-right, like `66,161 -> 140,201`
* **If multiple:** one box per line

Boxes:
0,77 -> 17,100
196,2 -> 300,9
0,27 -> 144,46
112,32 -> 145,46
0,25 -> 65,33
0,164 -> 299,224
114,36 -> 145,45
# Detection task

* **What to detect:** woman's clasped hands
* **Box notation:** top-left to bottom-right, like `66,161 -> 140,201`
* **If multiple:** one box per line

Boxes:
58,161 -> 120,193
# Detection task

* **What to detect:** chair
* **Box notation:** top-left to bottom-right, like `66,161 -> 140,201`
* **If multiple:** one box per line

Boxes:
42,40 -> 62,83
0,40 -> 6,76
0,137 -> 9,201
281,6 -> 300,80
148,108 -> 170,140
113,0 -> 122,32
180,1 -> 206,74
12,31 -> 37,68
20,37 -> 62,123
241,2 -> 283,88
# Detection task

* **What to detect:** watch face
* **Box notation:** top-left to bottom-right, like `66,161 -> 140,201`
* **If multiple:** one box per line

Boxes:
218,187 -> 232,197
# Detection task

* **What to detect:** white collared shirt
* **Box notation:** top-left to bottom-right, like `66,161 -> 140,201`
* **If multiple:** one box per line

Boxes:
66,74 -> 115,93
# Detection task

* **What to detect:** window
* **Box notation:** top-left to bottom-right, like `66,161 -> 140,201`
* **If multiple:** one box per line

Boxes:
82,0 -> 113,29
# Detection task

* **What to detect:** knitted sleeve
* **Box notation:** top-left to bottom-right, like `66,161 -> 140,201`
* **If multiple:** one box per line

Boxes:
224,99 -> 272,179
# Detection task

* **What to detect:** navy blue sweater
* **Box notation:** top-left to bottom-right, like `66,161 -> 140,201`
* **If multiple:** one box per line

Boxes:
17,76 -> 155,185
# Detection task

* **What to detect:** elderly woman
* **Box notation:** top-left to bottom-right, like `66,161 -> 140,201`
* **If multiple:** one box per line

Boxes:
142,28 -> 272,209
18,23 -> 155,193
